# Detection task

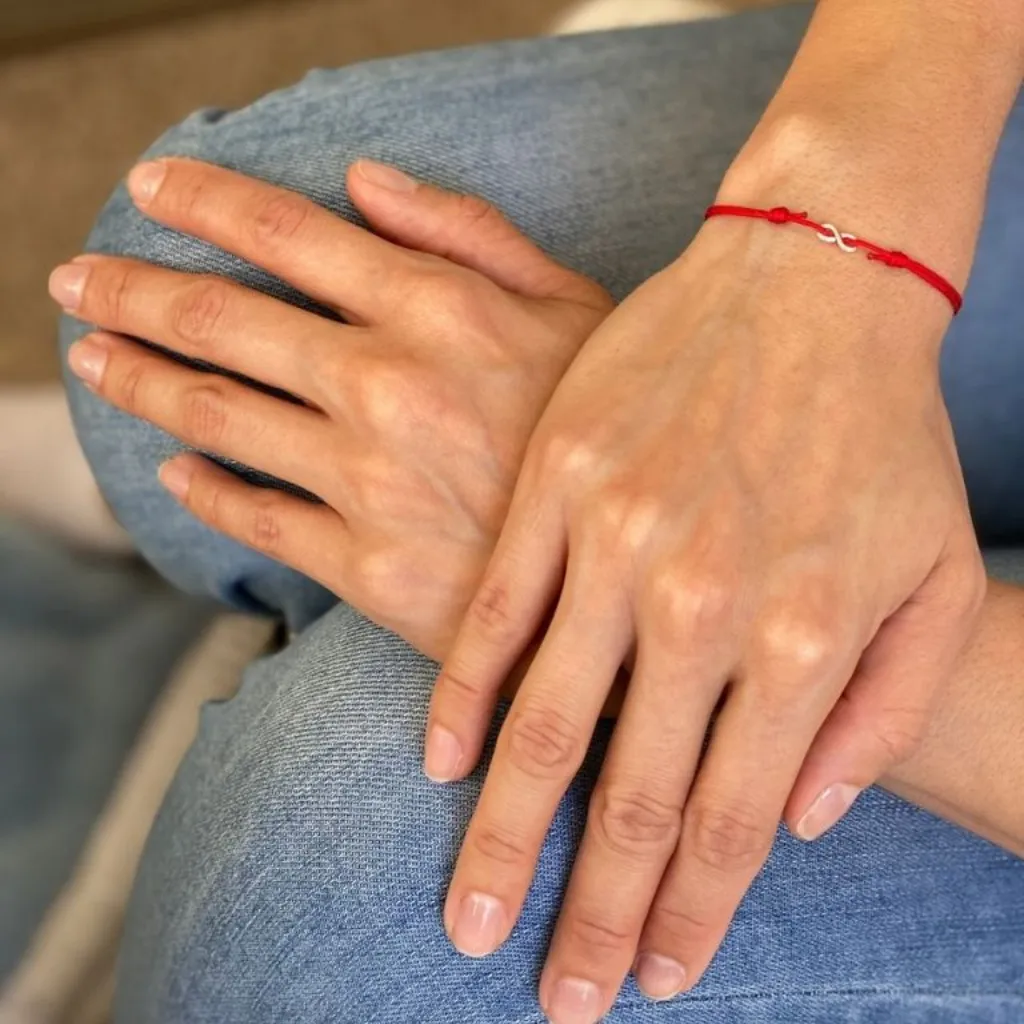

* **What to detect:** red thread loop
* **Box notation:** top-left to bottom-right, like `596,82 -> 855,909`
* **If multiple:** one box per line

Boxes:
869,250 -> 911,270
704,204 -> 962,315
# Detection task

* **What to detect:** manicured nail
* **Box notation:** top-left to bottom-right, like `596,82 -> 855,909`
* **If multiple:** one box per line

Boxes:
67,336 -> 110,387
545,976 -> 602,1024
796,784 -> 862,841
49,264 -> 90,311
355,159 -> 418,193
127,161 -> 168,204
634,952 -> 686,1001
449,892 -> 506,958
158,459 -> 193,501
424,725 -> 464,783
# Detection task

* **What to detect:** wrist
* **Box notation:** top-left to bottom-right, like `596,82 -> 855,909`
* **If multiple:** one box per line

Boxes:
717,111 -> 980,289
676,204 -> 953,363
716,0 -> 1024,289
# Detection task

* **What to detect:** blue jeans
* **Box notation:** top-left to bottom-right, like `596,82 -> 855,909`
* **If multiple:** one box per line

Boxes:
61,6 -> 1024,1021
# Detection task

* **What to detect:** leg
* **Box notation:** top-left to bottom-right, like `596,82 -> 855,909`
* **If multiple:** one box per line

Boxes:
116,590 -> 1024,1024
57,9 -> 1020,1020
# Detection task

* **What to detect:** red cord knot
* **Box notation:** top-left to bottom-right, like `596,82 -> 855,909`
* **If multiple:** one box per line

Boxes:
767,206 -> 791,224
870,250 -> 912,270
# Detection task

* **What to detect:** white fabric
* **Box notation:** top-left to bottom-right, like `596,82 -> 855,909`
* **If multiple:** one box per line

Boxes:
552,0 -> 728,34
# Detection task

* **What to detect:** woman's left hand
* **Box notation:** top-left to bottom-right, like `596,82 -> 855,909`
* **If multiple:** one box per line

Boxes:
51,158 -> 612,663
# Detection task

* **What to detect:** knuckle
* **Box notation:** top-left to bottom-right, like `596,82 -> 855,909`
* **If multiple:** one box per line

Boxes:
504,702 -> 583,780
647,568 -> 733,644
647,901 -> 717,943
436,666 -> 490,706
467,578 -> 517,640
470,822 -> 529,867
181,384 -> 230,446
244,497 -> 282,555
189,475 -> 221,524
166,170 -> 209,223
685,799 -> 772,873
968,564 -> 989,615
957,558 -> 988,619
536,427 -> 601,483
112,358 -> 147,414
350,455 -> 399,514
564,912 -> 633,954
753,602 -> 851,682
352,359 -> 416,433
171,278 -> 229,346
99,265 -> 136,324
250,192 -> 312,246
455,193 -> 503,232
355,547 -> 406,601
870,706 -> 929,764
588,487 -> 661,555
590,785 -> 680,859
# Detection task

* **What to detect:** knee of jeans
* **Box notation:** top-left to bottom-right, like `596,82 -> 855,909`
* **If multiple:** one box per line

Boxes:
114,606 -> 561,1023
115,605 -> 602,1023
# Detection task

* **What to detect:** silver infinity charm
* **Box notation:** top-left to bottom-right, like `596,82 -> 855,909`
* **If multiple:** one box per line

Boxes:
816,223 -> 858,253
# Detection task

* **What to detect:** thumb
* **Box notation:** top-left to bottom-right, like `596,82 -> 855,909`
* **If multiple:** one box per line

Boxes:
346,159 -> 605,305
785,548 -> 985,842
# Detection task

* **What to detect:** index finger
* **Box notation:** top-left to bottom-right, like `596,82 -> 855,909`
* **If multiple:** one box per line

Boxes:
125,158 -> 410,323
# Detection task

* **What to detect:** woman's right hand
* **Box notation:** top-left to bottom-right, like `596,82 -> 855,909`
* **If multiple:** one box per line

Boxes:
52,158 -> 613,661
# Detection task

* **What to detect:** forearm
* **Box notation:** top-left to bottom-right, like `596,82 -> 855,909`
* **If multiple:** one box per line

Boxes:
883,580 -> 1024,856
720,0 -> 1024,291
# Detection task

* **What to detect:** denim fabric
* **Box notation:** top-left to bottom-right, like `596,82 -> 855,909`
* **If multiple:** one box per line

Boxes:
55,5 -> 1024,1021
0,521 -> 210,982
116,597 -> 1024,1024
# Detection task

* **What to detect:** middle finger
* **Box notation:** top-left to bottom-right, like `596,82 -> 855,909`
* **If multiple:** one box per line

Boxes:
126,158 -> 410,324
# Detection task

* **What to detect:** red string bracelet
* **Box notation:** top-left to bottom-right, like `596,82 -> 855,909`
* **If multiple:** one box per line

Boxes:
704,204 -> 963,315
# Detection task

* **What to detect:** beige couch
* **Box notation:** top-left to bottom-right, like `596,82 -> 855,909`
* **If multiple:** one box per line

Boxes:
0,0 -> 250,51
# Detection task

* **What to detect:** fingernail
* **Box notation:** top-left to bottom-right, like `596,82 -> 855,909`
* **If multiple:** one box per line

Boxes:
127,161 -> 168,204
49,264 -> 90,311
545,976 -> 602,1024
796,783 -> 861,841
355,160 -> 418,193
450,892 -> 506,958
634,952 -> 686,1001
158,459 -> 193,501
67,336 -> 110,387
424,725 -> 464,783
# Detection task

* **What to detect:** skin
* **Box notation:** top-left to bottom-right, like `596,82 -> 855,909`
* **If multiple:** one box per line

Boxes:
429,2 -> 1024,1019
52,159 -> 1023,1022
